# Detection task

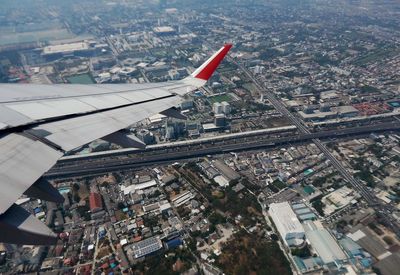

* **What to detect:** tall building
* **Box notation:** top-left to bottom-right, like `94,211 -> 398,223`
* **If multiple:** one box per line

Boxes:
165,125 -> 175,140
213,102 -> 223,114
136,129 -> 155,145
165,120 -> 185,140
268,202 -> 305,247
214,114 -> 226,127
254,65 -> 265,74
221,101 -> 231,115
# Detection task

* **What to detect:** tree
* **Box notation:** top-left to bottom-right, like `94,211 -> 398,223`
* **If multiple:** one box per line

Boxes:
312,199 -> 325,217
208,212 -> 226,225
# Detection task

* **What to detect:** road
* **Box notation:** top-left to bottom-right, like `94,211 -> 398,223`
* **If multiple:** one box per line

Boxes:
44,122 -> 400,178
230,56 -> 400,237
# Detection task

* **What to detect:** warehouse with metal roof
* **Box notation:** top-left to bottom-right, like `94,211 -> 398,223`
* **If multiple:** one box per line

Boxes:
131,236 -> 163,259
303,220 -> 347,264
269,202 -> 305,247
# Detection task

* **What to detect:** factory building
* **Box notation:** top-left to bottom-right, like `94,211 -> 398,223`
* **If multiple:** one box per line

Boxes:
153,26 -> 176,36
268,202 -> 305,247
42,41 -> 97,60
130,237 -> 163,259
303,220 -> 347,265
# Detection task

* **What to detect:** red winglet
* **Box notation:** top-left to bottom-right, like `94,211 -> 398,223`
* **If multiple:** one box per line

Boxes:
192,44 -> 232,81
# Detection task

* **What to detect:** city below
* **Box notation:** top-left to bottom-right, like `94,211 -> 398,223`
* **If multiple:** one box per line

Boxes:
0,1 -> 400,275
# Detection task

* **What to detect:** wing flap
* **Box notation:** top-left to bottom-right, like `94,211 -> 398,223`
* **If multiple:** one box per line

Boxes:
0,134 -> 63,214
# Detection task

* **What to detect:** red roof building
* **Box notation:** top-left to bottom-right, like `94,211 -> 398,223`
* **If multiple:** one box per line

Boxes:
89,192 -> 103,212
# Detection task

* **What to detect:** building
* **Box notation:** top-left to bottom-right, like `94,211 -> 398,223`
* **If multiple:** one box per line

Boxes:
213,102 -> 223,114
322,186 -> 356,215
42,42 -> 95,59
186,121 -> 201,138
213,160 -> 240,182
165,238 -> 183,250
171,191 -> 195,207
291,203 -> 317,221
168,69 -> 181,80
214,114 -> 226,127
186,121 -> 200,131
336,105 -> 359,118
136,129 -> 154,145
319,104 -> 331,112
165,120 -> 185,140
131,237 -> 163,259
153,26 -> 176,36
253,65 -> 265,74
181,100 -> 194,110
121,179 -> 158,195
320,90 -> 339,101
298,110 -> 337,121
221,101 -> 231,115
299,105 -> 359,121
269,202 -> 305,247
89,192 -> 103,213
90,57 -> 116,71
165,125 -> 175,140
303,220 -> 347,264
202,123 -> 220,132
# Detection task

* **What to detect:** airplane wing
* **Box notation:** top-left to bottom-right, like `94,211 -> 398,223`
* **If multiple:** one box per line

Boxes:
0,44 -> 232,245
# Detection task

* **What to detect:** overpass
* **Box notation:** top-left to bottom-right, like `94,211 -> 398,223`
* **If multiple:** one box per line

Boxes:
45,121 -> 400,178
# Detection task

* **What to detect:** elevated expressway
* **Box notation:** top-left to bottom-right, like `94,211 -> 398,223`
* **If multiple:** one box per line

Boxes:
46,121 -> 400,178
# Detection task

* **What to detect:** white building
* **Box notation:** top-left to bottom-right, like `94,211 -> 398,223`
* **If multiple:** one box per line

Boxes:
303,220 -> 347,264
269,202 -> 305,247
213,102 -> 223,114
321,186 -> 356,215
221,101 -> 231,115
42,42 -> 90,55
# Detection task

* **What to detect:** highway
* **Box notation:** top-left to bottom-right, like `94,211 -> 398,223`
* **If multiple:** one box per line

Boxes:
46,121 -> 400,178
230,57 -> 400,237
60,125 -> 297,161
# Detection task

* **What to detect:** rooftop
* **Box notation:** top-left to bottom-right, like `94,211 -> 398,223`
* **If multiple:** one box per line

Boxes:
43,42 -> 89,55
269,202 -> 304,245
131,236 -> 163,258
303,220 -> 347,264
153,26 -> 175,33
